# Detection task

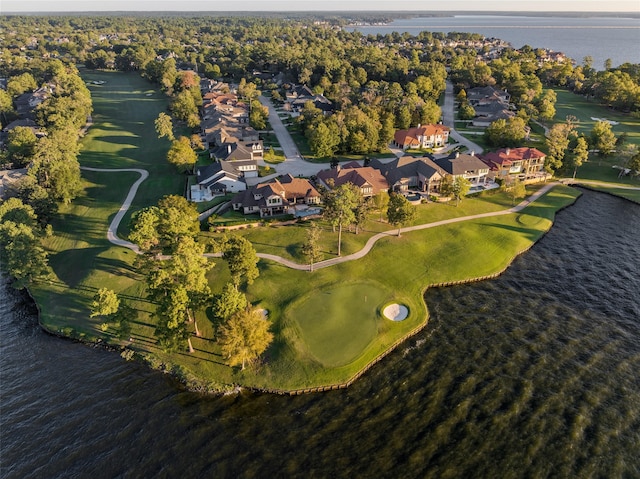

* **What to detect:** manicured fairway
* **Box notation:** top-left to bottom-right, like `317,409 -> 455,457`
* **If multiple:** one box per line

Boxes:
292,282 -> 390,367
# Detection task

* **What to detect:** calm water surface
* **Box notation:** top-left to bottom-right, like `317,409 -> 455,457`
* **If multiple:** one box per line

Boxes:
347,15 -> 640,68
1,188 -> 639,478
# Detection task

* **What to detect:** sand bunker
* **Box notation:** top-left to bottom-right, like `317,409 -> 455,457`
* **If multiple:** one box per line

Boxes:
383,304 -> 408,321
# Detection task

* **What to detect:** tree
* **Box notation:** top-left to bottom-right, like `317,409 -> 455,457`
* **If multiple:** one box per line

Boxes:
147,236 -> 213,351
485,117 -> 527,147
211,282 -> 248,328
167,136 -> 197,173
545,121 -> 575,174
352,197 -> 372,234
509,179 -> 526,206
218,308 -> 273,370
301,222 -> 322,271
249,100 -> 269,130
570,136 -> 589,179
373,190 -> 390,221
451,177 -> 472,206
590,120 -> 617,160
17,175 -> 58,224
7,126 -> 37,167
129,195 -> 200,254
458,102 -> 476,120
154,112 -> 175,141
387,193 -> 416,236
322,183 -> 361,256
129,206 -> 161,253
222,235 -> 260,288
171,90 -> 198,126
627,152 -> 640,178
308,121 -> 340,158
90,288 -> 120,318
0,198 -> 51,289
7,72 -> 38,97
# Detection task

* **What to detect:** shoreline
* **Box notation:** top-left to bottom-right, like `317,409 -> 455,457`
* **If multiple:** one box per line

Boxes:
25,184 -> 583,396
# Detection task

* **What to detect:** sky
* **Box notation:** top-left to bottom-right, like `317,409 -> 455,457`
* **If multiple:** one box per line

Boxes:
1,0 -> 638,13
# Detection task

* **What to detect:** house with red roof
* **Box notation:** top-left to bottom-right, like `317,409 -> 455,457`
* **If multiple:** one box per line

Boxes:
393,124 -> 450,150
480,147 -> 547,182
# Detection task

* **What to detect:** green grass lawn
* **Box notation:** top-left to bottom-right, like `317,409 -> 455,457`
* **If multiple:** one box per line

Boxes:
32,70 -> 181,336
292,282 -> 387,367
553,88 -> 640,147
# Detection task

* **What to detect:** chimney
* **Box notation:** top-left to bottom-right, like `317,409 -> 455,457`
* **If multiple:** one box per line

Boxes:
455,152 -> 460,158
417,123 -> 421,128
470,150 -> 475,156
505,148 -> 511,156
227,144 -> 232,155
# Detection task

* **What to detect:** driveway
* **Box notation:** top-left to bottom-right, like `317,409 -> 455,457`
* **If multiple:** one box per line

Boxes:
258,95 -> 323,177
442,81 -> 484,154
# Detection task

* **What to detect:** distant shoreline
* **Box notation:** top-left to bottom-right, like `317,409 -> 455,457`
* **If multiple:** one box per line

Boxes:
2,11 -> 640,19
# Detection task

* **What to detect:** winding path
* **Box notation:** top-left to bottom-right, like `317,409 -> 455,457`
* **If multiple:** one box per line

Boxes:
80,166 -> 147,254
83,166 -> 564,271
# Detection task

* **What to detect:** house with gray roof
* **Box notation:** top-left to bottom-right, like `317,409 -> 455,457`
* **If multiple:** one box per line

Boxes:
370,155 -> 446,195
191,159 -> 254,202
434,152 -> 491,185
231,174 -> 320,217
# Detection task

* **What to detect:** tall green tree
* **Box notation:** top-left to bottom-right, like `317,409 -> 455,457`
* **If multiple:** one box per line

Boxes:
301,222 -> 323,271
7,126 -> 37,167
90,288 -> 120,318
129,195 -> 200,254
322,182 -> 361,256
154,112 -> 175,141
211,282 -> 248,329
387,193 -> 416,236
218,308 -> 273,370
509,178 -> 526,206
147,236 -> 213,351
590,120 -> 617,160
485,117 -> 527,148
451,177 -> 472,206
222,235 -> 260,288
167,136 -> 197,173
545,121 -> 575,174
570,136 -> 589,179
0,198 -> 51,289
30,128 -> 83,204
373,190 -> 390,222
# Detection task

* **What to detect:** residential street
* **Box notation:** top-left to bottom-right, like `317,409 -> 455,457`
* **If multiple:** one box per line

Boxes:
258,95 -> 324,178
442,81 -> 484,154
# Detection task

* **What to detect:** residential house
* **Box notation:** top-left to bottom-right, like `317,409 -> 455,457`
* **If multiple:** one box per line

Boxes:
14,87 -> 50,118
393,124 -> 450,150
370,155 -> 446,195
466,86 -> 514,128
284,84 -> 333,116
231,174 -> 321,217
210,142 -> 263,164
434,152 -> 491,185
470,103 -> 515,127
467,86 -> 511,106
191,160 -> 254,202
316,161 -> 389,197
480,147 -> 547,182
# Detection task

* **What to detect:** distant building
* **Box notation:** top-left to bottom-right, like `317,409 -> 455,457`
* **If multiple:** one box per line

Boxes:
393,124 -> 450,150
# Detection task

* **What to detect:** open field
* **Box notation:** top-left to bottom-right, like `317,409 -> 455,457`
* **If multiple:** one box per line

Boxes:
553,89 -> 640,147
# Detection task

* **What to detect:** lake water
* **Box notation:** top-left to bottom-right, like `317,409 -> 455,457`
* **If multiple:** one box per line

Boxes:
1,188 -> 639,477
347,15 -> 640,68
